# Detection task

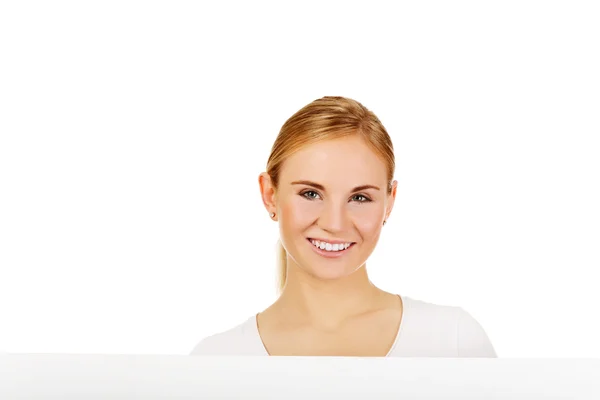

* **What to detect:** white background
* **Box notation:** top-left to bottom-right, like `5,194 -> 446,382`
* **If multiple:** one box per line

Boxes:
0,1 -> 598,357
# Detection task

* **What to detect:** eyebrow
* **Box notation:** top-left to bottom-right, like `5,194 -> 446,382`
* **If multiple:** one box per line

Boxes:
291,180 -> 381,192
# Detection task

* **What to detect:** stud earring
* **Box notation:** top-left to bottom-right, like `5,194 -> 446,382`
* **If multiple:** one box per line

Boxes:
383,220 -> 387,226
270,212 -> 276,218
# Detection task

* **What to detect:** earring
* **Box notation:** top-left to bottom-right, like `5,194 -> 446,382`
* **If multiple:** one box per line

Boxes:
383,220 -> 387,226
270,212 -> 276,218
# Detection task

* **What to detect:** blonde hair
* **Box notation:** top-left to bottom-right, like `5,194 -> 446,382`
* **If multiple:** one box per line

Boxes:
266,96 -> 395,294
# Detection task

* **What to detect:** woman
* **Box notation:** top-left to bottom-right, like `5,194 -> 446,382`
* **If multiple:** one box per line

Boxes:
191,96 -> 496,357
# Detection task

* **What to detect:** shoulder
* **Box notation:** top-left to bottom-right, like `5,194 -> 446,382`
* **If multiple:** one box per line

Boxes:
189,316 -> 266,356
396,296 -> 496,357
454,305 -> 497,357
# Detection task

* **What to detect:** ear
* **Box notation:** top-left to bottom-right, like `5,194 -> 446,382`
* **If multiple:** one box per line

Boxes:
258,172 -> 277,216
385,180 -> 398,221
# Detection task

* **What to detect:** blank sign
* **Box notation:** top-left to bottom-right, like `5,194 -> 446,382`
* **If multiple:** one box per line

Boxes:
1,355 -> 599,399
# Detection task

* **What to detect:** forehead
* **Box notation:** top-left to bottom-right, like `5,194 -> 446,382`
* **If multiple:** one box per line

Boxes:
279,135 -> 388,185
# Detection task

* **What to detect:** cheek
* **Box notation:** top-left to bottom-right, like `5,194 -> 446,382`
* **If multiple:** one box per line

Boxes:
282,197 -> 319,220
353,207 -> 385,237
279,197 -> 318,232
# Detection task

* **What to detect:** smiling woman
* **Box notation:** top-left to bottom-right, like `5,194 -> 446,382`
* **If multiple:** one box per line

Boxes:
190,96 -> 497,357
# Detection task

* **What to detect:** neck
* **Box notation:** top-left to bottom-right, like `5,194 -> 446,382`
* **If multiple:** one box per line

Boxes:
274,263 -> 383,330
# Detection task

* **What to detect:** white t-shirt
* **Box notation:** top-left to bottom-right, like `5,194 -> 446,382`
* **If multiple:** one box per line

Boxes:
190,295 -> 497,357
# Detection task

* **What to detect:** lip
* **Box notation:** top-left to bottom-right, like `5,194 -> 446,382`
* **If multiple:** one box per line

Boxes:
307,238 -> 355,258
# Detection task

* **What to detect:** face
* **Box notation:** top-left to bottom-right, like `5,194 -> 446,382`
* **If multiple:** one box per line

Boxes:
260,135 -> 397,282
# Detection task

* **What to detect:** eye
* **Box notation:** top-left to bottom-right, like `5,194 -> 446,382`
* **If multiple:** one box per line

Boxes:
352,194 -> 372,203
301,190 -> 321,200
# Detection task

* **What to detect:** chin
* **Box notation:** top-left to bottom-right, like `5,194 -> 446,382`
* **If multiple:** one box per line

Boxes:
286,237 -> 369,281
302,251 -> 364,281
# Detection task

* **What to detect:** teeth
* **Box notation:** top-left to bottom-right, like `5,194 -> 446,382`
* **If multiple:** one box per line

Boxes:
310,239 -> 352,252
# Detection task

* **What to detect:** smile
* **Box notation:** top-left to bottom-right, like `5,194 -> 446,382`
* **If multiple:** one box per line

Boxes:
307,238 -> 355,258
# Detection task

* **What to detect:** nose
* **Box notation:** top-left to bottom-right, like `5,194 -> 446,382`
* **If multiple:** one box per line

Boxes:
317,201 -> 348,233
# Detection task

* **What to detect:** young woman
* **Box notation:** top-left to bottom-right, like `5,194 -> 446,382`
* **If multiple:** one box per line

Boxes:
191,96 -> 496,357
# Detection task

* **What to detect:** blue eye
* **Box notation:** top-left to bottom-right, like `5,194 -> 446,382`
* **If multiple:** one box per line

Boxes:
301,190 -> 321,200
352,194 -> 372,203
